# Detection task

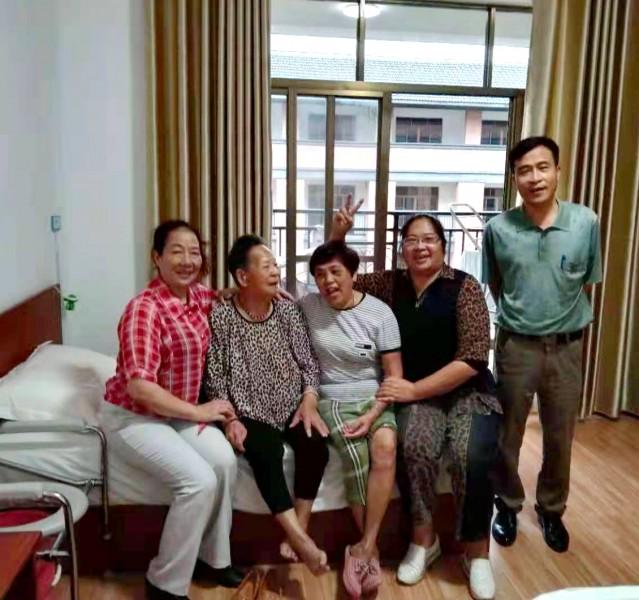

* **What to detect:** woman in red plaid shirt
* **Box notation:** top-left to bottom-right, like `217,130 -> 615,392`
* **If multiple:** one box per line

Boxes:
101,221 -> 243,600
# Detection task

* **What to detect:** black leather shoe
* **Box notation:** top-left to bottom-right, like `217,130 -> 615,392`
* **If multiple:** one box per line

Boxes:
145,578 -> 189,600
538,512 -> 569,553
491,502 -> 518,546
193,560 -> 245,588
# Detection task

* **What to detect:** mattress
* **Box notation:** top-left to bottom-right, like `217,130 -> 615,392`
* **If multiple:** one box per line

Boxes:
0,430 -> 450,513
0,429 -> 357,512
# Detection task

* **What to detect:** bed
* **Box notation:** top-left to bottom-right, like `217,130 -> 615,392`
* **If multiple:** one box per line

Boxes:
0,287 -> 456,573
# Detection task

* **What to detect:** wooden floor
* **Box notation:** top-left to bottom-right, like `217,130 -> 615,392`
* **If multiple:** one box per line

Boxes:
52,415 -> 639,600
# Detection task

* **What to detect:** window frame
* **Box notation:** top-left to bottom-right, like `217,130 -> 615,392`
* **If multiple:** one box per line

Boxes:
481,119 -> 509,146
483,186 -> 504,211
271,0 -> 530,291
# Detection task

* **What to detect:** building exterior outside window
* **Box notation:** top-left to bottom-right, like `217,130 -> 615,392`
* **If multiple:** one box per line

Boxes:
269,0 -> 531,289
396,186 -> 439,211
484,186 -> 504,211
481,120 -> 508,145
395,117 -> 442,143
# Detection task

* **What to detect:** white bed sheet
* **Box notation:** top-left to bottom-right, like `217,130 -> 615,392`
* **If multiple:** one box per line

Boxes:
0,429 -> 358,513
0,427 -> 454,513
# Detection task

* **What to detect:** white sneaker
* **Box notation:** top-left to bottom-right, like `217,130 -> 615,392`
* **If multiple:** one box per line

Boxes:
397,537 -> 441,585
462,557 -> 495,600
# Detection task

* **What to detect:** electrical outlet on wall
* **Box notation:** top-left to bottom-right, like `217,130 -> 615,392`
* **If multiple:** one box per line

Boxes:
50,215 -> 62,232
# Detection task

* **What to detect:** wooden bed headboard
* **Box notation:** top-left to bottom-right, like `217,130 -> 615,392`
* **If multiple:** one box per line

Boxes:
0,287 -> 62,377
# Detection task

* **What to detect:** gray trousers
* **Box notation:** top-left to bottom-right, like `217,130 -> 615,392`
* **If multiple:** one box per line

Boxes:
493,329 -> 583,515
100,402 -> 237,596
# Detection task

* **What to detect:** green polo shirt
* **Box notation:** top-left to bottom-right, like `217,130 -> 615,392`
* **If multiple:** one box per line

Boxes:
482,200 -> 602,335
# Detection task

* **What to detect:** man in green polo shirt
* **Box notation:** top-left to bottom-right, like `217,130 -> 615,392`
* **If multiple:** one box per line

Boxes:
482,136 -> 601,553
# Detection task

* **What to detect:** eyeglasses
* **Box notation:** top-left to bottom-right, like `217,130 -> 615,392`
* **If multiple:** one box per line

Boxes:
402,235 -> 442,248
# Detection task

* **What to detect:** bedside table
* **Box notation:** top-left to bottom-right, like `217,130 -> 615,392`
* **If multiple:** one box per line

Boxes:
0,531 -> 42,600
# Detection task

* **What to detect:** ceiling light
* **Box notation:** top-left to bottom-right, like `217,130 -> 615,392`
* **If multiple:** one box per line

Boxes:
340,3 -> 382,19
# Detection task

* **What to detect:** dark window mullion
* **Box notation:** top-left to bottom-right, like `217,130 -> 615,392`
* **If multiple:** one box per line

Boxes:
356,0 -> 366,81
483,7 -> 496,88
286,89 -> 297,294
325,97 -> 335,242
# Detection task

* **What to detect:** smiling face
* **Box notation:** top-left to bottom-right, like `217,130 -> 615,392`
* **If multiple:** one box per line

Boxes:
313,258 -> 356,309
238,244 -> 280,298
401,217 -> 445,277
513,145 -> 560,208
152,227 -> 203,296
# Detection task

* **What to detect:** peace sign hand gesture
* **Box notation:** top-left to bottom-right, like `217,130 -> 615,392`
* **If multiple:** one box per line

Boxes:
329,194 -> 365,241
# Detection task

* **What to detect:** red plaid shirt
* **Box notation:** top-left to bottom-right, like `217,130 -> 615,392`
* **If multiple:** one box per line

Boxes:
104,277 -> 216,416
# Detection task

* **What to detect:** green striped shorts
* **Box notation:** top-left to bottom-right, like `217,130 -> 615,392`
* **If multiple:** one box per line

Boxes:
318,398 -> 396,506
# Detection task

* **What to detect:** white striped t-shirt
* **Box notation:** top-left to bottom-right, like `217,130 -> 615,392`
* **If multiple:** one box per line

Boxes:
299,292 -> 401,403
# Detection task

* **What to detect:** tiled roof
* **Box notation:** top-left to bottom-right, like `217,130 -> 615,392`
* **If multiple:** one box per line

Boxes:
271,52 -> 527,92
392,94 -> 509,109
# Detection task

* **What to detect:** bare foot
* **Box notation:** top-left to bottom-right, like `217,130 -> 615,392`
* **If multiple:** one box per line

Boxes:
350,541 -> 374,561
280,540 -> 299,562
292,537 -> 329,575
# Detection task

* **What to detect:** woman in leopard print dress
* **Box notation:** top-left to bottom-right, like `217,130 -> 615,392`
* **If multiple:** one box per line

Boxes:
203,235 -> 330,576
332,205 -> 502,600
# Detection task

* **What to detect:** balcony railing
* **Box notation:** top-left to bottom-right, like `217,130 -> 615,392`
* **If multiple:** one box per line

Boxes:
272,208 -> 499,278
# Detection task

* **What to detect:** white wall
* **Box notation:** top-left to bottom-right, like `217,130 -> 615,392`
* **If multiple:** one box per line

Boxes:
55,0 -> 149,356
0,0 -> 149,356
0,1 -> 60,312
57,0 -> 148,353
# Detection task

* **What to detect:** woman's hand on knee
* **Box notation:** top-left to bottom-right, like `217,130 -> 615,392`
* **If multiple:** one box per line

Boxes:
196,399 -> 236,423
343,414 -> 374,439
224,420 -> 247,452
290,394 -> 329,438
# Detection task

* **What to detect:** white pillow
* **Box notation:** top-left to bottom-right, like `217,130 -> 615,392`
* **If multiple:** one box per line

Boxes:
0,343 -> 116,424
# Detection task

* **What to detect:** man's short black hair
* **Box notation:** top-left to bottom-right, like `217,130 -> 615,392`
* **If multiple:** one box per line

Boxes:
309,241 -> 360,277
509,136 -> 560,172
227,234 -> 267,285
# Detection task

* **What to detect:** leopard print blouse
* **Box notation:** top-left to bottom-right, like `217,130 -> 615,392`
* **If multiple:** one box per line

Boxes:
204,298 -> 320,430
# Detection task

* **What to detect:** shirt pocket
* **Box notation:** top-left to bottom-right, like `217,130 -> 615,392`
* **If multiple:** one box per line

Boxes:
560,255 -> 587,280
351,339 -> 375,360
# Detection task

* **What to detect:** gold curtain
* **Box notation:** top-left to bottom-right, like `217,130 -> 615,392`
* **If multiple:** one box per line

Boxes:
150,0 -> 271,288
523,0 -> 639,417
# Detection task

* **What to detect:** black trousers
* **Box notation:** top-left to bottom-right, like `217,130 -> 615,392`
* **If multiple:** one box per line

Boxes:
241,416 -> 329,514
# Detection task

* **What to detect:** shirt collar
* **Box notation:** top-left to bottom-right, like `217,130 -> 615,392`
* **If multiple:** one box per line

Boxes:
515,200 -> 572,232
149,277 -> 200,317
440,264 -> 456,279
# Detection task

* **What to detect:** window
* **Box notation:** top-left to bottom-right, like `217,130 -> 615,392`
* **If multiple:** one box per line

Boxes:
481,120 -> 508,145
484,187 -> 503,211
396,118 -> 442,144
335,115 -> 356,142
306,184 -> 325,228
308,114 -> 325,141
271,1 -> 531,89
335,184 -> 356,207
308,114 -> 356,141
271,1 -> 531,292
396,186 -> 439,211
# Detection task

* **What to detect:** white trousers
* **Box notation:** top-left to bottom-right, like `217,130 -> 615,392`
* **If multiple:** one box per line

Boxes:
100,402 -> 237,596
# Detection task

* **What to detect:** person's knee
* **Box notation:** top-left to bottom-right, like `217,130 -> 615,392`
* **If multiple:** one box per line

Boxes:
371,428 -> 397,470
401,433 -> 439,467
245,435 -> 285,468
215,441 -> 238,475
465,444 -> 496,479
302,435 -> 329,468
183,468 -> 218,498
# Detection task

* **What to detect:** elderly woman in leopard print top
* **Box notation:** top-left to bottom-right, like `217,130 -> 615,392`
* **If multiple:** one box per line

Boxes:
204,234 -> 330,576
331,201 -> 502,600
